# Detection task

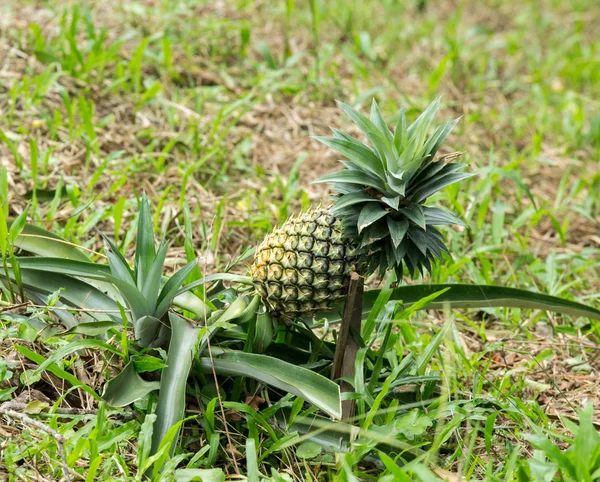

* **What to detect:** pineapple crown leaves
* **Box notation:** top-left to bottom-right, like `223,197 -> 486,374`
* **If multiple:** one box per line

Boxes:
312,98 -> 474,278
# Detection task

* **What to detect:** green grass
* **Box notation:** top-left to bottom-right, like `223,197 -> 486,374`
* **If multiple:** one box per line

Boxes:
0,0 -> 599,480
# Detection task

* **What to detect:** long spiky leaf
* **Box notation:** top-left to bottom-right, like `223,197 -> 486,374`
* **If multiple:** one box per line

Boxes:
337,101 -> 395,170
369,99 -> 394,145
142,240 -> 169,312
135,194 -> 156,292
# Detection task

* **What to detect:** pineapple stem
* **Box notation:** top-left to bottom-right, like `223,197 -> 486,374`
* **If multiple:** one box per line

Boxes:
331,271 -> 364,420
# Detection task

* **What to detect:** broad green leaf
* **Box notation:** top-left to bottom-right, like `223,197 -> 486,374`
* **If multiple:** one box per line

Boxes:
11,257 -> 110,279
102,234 -> 134,283
60,321 -> 122,337
407,228 -> 429,256
380,195 -> 400,210
146,416 -> 196,476
400,205 -> 426,229
370,99 -> 394,144
134,315 -> 162,347
102,360 -> 160,407
411,160 -> 465,190
235,295 -> 261,324
176,273 -> 253,297
133,355 -> 166,373
173,291 -> 212,318
523,431 -> 575,476
24,400 -> 49,414
142,240 -> 169,311
151,313 -> 202,457
276,411 -> 421,457
313,169 -> 387,193
253,309 -> 273,353
328,182 -> 363,195
573,403 -> 600,479
412,172 -> 473,203
318,284 -> 600,324
96,420 -> 139,452
423,207 -> 466,227
407,160 -> 449,192
200,350 -> 341,419
331,191 -> 378,212
9,257 -> 121,306
384,170 -> 407,197
393,106 -> 407,153
11,252 -> 199,317
216,297 -> 248,323
102,273 -> 152,321
422,117 -> 460,159
135,194 -> 156,292
360,219 -> 390,247
331,127 -> 364,144
406,97 -> 441,142
337,101 -> 395,169
423,230 -> 448,258
313,136 -> 385,178
396,132 -> 422,171
22,290 -> 81,329
387,218 -> 409,248
527,459 -> 559,482
156,259 -> 202,317
13,223 -> 91,261
365,285 -> 600,321
2,268 -> 120,316
357,203 -> 388,233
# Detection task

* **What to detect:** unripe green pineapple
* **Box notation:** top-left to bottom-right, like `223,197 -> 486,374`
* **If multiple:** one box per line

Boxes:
251,208 -> 358,315
251,98 -> 472,317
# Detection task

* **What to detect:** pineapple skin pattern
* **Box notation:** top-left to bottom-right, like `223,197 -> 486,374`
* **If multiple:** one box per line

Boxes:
251,208 -> 357,315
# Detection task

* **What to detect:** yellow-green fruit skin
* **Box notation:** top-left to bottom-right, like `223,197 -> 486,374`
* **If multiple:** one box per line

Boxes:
251,208 -> 357,316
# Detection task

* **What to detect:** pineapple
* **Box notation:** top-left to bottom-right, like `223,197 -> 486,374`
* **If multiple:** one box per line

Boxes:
252,208 -> 358,315
251,98 -> 472,316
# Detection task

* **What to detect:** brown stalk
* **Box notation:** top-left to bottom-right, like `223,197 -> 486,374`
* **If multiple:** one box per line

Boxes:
331,272 -> 364,420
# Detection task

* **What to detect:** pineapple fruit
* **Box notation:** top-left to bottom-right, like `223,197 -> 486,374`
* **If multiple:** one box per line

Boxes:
251,208 -> 358,315
251,98 -> 472,316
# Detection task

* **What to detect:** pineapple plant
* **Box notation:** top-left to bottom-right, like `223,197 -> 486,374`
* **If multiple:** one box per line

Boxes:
251,98 -> 473,316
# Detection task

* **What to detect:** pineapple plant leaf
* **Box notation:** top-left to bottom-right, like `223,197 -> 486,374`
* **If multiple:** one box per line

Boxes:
151,312 -> 202,459
310,284 -> 600,325
102,359 -> 161,408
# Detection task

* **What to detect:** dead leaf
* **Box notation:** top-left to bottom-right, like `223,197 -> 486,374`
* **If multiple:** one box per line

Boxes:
244,395 -> 265,411
226,410 -> 242,422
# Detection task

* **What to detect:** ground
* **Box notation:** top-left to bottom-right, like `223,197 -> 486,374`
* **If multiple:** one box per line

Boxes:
0,0 -> 599,480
